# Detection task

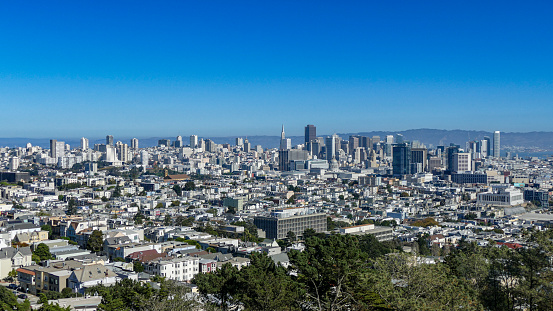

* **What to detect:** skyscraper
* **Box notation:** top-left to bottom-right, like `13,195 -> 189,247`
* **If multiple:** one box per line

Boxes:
305,124 -> 316,144
482,136 -> 491,158
80,137 -> 89,150
493,131 -> 501,158
325,135 -> 337,162
280,125 -> 291,150
131,138 -> 139,149
392,143 -> 411,176
50,139 -> 65,159
106,135 -> 114,146
190,135 -> 198,148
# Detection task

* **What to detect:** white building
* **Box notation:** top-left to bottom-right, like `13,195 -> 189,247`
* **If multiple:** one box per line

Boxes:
144,257 -> 199,282
453,153 -> 472,173
80,137 -> 89,150
477,186 -> 523,206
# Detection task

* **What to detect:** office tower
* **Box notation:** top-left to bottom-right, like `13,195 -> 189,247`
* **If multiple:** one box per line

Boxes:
236,137 -> 244,147
254,208 -> 326,240
453,153 -> 472,172
280,125 -> 291,150
325,135 -> 337,162
243,139 -> 251,152
482,136 -> 491,158
279,149 -> 309,171
175,136 -> 183,148
395,134 -> 404,144
50,139 -> 56,158
305,124 -> 316,144
50,139 -> 65,159
349,136 -> 360,155
411,148 -> 428,172
158,139 -> 171,147
80,137 -> 89,150
446,145 -> 460,172
205,139 -> 217,152
106,135 -> 114,146
385,135 -> 394,157
392,143 -> 411,176
190,135 -> 198,148
131,138 -> 139,149
493,131 -> 501,158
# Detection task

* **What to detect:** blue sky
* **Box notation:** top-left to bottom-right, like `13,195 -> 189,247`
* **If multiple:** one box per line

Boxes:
1,1 -> 552,138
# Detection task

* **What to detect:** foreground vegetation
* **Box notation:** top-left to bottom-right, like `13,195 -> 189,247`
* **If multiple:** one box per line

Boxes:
3,229 -> 553,311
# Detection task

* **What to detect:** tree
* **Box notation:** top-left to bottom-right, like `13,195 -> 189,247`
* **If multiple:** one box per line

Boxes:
172,184 -> 182,196
367,253 -> 482,311
184,181 -> 195,191
288,234 -> 368,310
37,301 -> 71,311
34,243 -> 53,261
194,263 -> 239,311
133,261 -> 144,273
163,214 -> 172,226
87,230 -> 104,253
175,215 -> 194,227
286,230 -> 296,243
133,213 -> 145,225
235,252 -> 302,310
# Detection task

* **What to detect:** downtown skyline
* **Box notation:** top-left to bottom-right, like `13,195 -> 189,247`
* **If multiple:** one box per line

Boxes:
1,1 -> 553,137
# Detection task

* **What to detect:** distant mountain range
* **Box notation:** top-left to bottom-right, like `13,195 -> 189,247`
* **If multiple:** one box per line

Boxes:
1,129 -> 552,151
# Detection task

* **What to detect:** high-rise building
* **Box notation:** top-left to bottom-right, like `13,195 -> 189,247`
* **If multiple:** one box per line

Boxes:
452,153 -> 472,172
175,136 -> 183,148
392,143 -> 411,176
236,137 -> 244,147
158,139 -> 171,147
80,137 -> 89,150
116,142 -> 130,163
411,148 -> 428,172
446,145 -> 460,173
305,125 -> 316,144
254,208 -> 326,240
50,139 -> 65,159
280,125 -> 291,150
325,135 -> 337,162
243,139 -> 251,152
106,135 -> 114,146
279,149 -> 309,171
481,137 -> 491,158
131,138 -> 139,150
190,135 -> 198,148
493,131 -> 501,158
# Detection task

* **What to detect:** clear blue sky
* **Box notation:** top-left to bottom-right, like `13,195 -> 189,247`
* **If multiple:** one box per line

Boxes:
1,1 -> 552,138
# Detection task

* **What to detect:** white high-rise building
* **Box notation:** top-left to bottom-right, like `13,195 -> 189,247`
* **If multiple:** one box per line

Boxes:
80,137 -> 89,150
131,138 -> 139,149
453,152 -> 472,172
236,137 -> 243,147
9,157 -> 19,171
279,125 -> 291,150
141,150 -> 149,167
116,142 -> 130,163
190,135 -> 198,148
493,131 -> 501,158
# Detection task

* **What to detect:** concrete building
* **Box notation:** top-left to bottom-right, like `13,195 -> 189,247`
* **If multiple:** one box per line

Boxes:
254,208 -> 326,240
144,257 -> 199,282
477,186 -> 523,206
493,131 -> 501,158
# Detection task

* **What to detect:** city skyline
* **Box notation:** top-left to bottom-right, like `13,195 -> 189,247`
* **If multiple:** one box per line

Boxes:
1,2 -> 553,137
